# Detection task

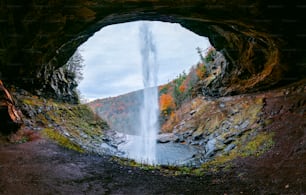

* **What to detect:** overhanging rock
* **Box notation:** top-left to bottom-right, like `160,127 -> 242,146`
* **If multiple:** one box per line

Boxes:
0,1 -> 305,100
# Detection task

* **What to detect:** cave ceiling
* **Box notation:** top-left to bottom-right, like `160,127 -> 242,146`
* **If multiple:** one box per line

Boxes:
0,0 -> 305,96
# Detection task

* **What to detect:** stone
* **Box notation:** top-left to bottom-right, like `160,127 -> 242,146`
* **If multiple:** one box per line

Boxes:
224,143 -> 236,153
205,138 -> 216,156
240,120 -> 250,129
175,134 -> 185,143
0,1 -> 304,101
192,131 -> 203,141
0,80 -> 23,133
157,133 -> 178,143
219,102 -> 225,108
189,110 -> 196,115
223,137 -> 236,145
183,129 -> 194,138
220,120 -> 231,131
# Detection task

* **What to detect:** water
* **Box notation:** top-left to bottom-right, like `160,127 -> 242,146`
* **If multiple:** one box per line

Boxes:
100,22 -> 201,166
124,22 -> 159,164
118,135 -> 200,165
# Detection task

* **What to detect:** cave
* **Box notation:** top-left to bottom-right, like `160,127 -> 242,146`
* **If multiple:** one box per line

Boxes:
0,1 -> 305,194
1,0 -> 305,101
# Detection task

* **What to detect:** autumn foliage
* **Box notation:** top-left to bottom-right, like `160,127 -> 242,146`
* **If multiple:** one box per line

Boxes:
159,93 -> 175,115
196,63 -> 206,80
179,84 -> 186,93
89,46 -> 215,134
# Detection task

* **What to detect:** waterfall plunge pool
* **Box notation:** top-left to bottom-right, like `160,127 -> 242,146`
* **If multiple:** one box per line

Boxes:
116,134 -> 201,166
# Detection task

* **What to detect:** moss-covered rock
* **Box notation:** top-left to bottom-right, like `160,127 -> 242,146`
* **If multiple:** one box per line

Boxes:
42,128 -> 84,153
169,92 -> 273,164
12,89 -> 109,153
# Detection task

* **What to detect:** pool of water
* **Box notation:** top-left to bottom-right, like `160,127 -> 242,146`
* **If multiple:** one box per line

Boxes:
117,134 -> 201,166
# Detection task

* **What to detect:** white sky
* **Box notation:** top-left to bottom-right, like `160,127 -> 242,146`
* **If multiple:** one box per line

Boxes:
78,21 -> 211,100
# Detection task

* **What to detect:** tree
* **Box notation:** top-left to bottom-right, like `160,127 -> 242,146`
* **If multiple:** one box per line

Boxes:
196,47 -> 205,63
196,63 -> 206,80
179,84 -> 186,93
65,49 -> 84,84
204,46 -> 217,63
159,93 -> 175,116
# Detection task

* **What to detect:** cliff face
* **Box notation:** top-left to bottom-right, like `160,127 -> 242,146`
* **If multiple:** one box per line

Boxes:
0,0 -> 305,99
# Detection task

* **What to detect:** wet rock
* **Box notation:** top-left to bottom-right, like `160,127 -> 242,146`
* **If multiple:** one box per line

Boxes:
223,137 -> 235,145
183,129 -> 195,138
103,130 -> 126,148
192,131 -> 203,141
205,138 -> 216,157
100,142 -> 118,154
174,134 -> 185,143
224,143 -> 236,153
157,133 -> 178,143
205,149 -> 217,158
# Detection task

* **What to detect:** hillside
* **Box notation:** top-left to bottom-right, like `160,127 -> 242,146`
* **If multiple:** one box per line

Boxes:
88,47 -> 217,134
88,90 -> 142,134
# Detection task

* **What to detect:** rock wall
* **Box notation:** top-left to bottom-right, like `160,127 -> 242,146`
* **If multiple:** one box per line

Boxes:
158,80 -> 305,163
0,80 -> 23,133
0,0 -> 305,100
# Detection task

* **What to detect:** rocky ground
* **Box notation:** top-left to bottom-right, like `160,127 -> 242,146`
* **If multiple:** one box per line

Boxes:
159,80 -> 306,167
0,128 -> 305,195
0,138 -> 250,195
0,81 -> 305,194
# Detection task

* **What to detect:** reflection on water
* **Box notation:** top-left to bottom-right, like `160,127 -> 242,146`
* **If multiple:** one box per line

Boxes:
118,134 -> 200,166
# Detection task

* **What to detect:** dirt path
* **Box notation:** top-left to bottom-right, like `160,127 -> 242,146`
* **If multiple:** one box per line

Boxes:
0,136 -> 305,195
0,139 -> 218,195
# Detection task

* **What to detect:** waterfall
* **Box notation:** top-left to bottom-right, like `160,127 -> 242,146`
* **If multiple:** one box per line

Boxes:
136,22 -> 159,164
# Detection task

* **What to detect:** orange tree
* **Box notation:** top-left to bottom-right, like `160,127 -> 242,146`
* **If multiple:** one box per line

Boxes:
159,93 -> 175,117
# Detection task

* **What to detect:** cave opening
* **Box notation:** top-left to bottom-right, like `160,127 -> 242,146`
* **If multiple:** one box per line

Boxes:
75,20 -> 211,101
1,2 -> 306,193
69,20 -> 211,165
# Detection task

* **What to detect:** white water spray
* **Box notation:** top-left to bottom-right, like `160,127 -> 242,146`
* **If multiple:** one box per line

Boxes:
135,22 -> 159,164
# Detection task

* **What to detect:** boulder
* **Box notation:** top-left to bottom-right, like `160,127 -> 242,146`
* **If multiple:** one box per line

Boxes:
157,133 -> 178,143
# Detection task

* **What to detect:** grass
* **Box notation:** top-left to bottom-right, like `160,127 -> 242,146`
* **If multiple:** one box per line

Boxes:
42,128 -> 84,153
240,132 -> 274,157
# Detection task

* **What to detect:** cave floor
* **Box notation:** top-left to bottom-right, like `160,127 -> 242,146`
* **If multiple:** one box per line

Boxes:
0,83 -> 305,194
0,134 -> 305,195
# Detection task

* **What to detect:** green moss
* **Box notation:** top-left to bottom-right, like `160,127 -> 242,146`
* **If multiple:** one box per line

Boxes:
264,119 -> 273,126
17,92 -> 109,154
199,131 -> 274,173
36,113 -> 50,124
240,132 -> 274,157
230,97 -> 263,127
22,98 -> 36,105
42,128 -> 84,153
203,113 -> 225,133
200,152 -> 237,172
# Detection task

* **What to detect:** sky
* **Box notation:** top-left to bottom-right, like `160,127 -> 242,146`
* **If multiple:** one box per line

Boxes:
77,21 -> 211,100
